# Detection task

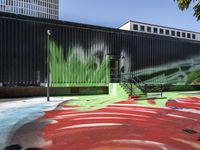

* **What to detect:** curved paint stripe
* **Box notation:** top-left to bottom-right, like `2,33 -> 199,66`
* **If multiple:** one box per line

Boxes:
112,140 -> 168,150
54,112 -> 150,119
72,117 -> 145,121
58,123 -> 123,130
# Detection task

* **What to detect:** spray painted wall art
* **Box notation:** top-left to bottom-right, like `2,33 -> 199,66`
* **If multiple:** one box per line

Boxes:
0,14 -> 200,89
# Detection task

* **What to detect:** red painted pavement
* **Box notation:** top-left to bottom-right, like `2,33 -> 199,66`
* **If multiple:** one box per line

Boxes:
37,99 -> 200,150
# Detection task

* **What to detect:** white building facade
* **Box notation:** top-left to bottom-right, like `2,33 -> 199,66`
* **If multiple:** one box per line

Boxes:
0,0 -> 59,20
119,21 -> 200,41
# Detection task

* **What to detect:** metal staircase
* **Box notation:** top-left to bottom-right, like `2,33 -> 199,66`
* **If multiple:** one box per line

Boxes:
119,76 -> 146,97
119,73 -> 166,99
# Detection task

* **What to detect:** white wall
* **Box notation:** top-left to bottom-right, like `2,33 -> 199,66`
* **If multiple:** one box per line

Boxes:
119,21 -> 200,42
119,22 -> 131,31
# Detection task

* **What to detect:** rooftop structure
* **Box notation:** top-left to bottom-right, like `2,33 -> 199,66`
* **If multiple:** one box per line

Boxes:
119,20 -> 200,41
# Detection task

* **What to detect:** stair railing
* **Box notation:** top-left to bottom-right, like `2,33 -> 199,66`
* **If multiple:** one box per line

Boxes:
121,73 -> 166,97
111,72 -> 167,97
133,75 -> 165,97
119,73 -> 146,96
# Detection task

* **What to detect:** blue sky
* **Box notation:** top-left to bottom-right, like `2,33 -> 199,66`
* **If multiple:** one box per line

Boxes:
60,0 -> 200,32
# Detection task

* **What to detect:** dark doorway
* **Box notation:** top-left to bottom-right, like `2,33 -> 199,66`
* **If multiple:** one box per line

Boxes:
110,58 -> 120,83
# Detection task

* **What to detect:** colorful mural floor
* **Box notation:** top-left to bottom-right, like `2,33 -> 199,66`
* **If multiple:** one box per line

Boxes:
4,91 -> 200,150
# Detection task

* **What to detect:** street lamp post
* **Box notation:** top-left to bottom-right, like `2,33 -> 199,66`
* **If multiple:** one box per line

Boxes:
47,29 -> 51,102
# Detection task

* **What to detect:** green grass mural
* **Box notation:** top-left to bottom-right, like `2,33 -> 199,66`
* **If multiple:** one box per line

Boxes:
130,57 -> 200,86
48,40 -> 200,90
49,40 -> 109,87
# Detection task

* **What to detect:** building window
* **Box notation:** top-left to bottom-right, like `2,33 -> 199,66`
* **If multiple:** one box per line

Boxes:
147,26 -> 151,32
140,25 -> 145,31
160,28 -> 164,34
171,30 -> 175,36
187,33 -> 191,38
165,30 -> 170,35
133,24 -> 138,30
153,27 -> 158,33
182,32 -> 186,38
192,34 -> 196,39
177,31 -> 180,37
0,0 -> 58,19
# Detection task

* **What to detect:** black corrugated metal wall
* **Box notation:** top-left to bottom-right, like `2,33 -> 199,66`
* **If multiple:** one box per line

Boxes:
0,17 -> 47,86
0,13 -> 200,87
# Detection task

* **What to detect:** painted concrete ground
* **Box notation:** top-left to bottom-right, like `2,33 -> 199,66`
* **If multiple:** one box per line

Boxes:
3,91 -> 200,150
0,97 -> 70,150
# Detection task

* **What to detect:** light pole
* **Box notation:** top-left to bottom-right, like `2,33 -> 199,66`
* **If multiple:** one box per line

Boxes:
47,29 -> 51,102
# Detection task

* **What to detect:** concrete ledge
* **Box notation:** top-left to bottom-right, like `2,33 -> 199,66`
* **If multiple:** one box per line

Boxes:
0,87 -> 108,98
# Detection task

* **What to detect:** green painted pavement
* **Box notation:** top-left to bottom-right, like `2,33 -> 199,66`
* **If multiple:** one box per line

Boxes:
55,91 -> 200,112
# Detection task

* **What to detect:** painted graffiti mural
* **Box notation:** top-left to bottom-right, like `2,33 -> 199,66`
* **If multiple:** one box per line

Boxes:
47,28 -> 200,89
48,37 -> 200,89
132,56 -> 200,86
49,40 -> 109,87
3,92 -> 200,150
1,14 -> 200,89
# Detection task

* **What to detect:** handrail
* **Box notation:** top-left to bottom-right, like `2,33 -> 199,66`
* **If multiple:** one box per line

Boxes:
111,72 -> 167,97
